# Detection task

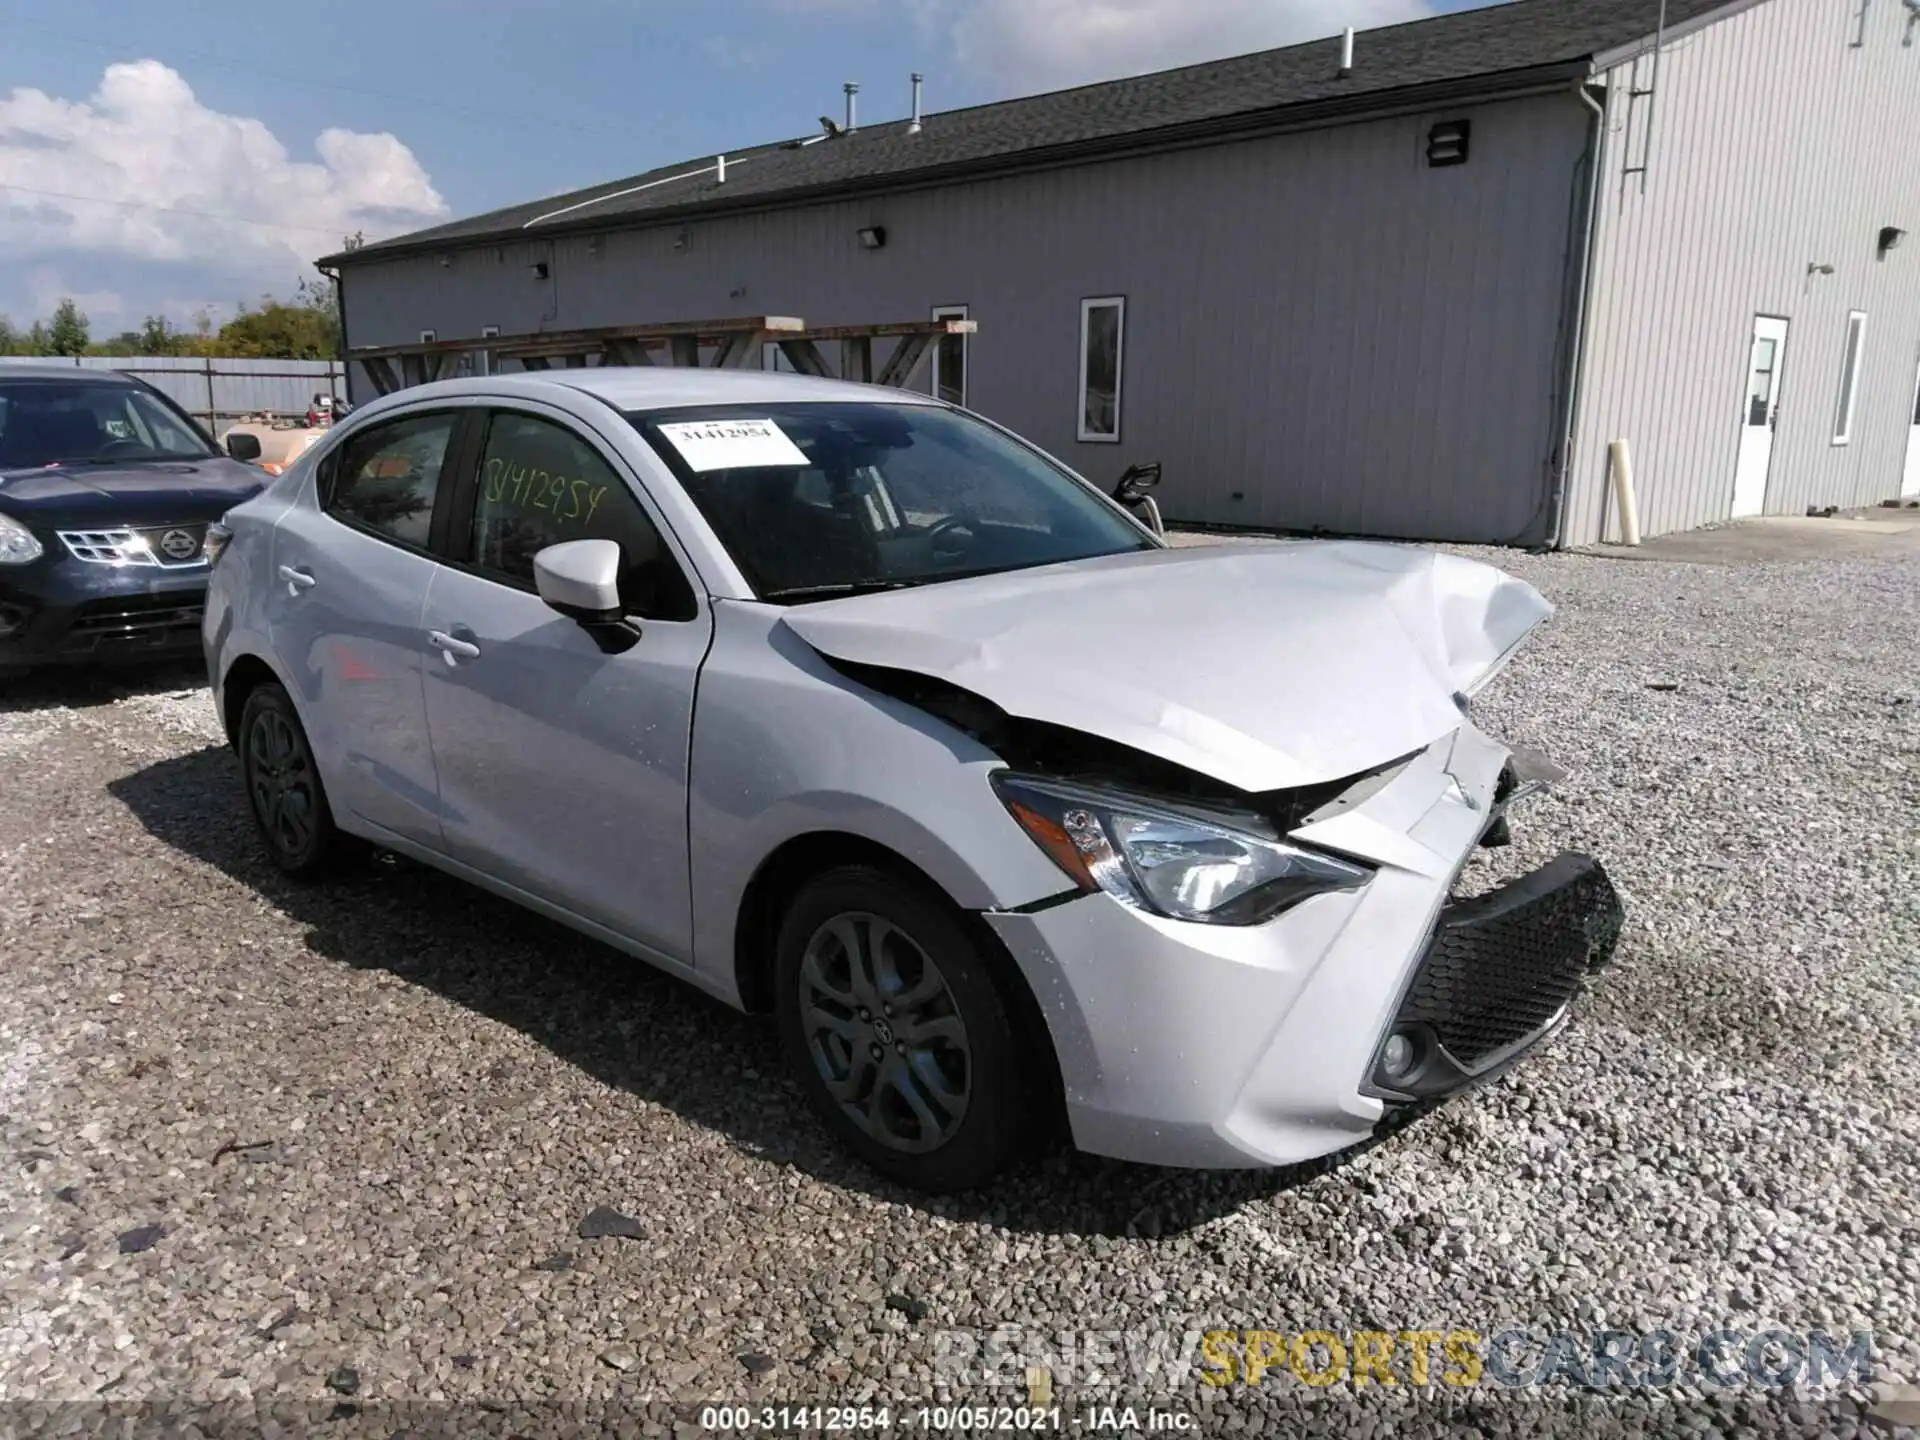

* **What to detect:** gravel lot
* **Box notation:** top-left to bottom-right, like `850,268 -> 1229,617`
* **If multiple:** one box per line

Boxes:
0,540 -> 1915,1436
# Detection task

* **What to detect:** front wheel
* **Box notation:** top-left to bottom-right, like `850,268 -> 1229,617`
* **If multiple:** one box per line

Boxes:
775,866 -> 1033,1192
238,682 -> 357,878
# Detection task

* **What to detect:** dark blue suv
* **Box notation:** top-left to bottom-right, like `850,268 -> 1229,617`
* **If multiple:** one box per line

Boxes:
0,365 -> 265,676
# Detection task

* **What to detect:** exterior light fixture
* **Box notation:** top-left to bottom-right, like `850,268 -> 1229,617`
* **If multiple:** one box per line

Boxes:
857,225 -> 887,250
1807,262 -> 1835,277
1879,226 -> 1907,258
531,261 -> 550,280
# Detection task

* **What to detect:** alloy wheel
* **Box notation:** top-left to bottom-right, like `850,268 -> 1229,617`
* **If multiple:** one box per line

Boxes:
246,706 -> 317,859
797,911 -> 972,1153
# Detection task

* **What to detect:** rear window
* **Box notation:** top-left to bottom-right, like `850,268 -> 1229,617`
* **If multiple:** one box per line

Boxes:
323,412 -> 455,550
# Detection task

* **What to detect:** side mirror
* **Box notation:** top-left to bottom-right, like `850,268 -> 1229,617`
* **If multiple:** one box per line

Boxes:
225,431 -> 263,463
534,538 -> 624,622
1112,461 -> 1162,504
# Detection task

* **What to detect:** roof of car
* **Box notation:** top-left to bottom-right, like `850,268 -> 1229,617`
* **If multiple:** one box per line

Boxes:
325,0 -> 1732,265
0,363 -> 139,384
357,368 -> 942,417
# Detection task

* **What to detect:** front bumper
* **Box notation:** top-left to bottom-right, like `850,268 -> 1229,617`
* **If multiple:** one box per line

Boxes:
0,559 -> 209,670
1365,852 -> 1622,1100
984,726 -> 1623,1169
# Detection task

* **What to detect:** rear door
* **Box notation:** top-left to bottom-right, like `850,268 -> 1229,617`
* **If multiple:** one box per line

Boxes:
268,407 -> 464,847
419,402 -> 711,963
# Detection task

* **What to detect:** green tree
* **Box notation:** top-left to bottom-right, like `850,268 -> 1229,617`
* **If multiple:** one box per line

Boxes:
26,321 -> 52,355
0,315 -> 20,355
137,315 -> 185,356
45,298 -> 90,356
218,294 -> 337,360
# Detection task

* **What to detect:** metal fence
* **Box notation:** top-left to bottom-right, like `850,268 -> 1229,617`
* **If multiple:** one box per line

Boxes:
0,356 -> 347,431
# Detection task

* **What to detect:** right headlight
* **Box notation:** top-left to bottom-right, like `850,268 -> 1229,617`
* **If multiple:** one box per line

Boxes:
992,773 -> 1372,925
0,512 -> 43,566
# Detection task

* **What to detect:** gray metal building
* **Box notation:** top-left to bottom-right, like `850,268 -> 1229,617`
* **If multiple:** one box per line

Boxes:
324,0 -> 1920,547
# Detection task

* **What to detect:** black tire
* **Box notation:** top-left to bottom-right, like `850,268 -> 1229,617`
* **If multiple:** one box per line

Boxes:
775,865 -> 1032,1193
237,682 -> 358,878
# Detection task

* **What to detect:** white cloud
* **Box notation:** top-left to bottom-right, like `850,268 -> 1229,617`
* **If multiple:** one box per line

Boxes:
943,0 -> 1439,94
0,60 -> 447,326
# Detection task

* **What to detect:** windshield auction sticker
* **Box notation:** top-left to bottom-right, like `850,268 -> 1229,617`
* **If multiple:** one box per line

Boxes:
657,418 -> 810,472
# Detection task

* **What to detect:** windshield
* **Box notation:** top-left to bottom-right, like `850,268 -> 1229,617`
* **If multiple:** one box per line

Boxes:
0,379 -> 217,469
628,402 -> 1155,601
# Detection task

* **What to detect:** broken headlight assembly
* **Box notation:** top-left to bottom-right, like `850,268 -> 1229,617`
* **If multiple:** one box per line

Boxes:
992,773 -> 1372,925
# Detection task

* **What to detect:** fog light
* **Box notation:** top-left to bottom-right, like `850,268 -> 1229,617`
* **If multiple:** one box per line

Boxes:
1381,1032 -> 1417,1081
0,603 -> 27,638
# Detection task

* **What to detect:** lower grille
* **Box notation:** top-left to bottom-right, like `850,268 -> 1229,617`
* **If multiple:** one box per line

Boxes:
63,595 -> 205,651
1373,852 -> 1623,1097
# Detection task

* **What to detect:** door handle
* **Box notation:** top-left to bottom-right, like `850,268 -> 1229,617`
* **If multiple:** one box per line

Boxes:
277,564 -> 316,594
428,629 -> 481,663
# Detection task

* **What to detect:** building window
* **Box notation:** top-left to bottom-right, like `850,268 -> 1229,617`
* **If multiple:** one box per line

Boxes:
1833,311 -> 1866,445
930,304 -> 967,407
419,329 -> 437,344
1078,296 -> 1125,443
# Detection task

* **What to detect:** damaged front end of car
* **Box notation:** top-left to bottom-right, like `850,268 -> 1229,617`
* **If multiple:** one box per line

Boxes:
773,542 -> 1626,1165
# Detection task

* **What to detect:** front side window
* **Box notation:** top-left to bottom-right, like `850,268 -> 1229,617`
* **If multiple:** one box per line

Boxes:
470,412 -> 695,619
1833,311 -> 1866,445
629,401 -> 1154,602
0,380 -> 215,469
325,411 -> 454,549
1078,296 -> 1125,442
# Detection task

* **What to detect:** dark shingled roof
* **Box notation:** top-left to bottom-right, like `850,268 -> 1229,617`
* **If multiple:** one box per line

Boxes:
329,0 -> 1734,265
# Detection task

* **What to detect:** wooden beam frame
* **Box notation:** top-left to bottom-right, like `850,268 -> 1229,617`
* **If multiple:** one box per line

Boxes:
875,333 -> 935,388
839,336 -> 873,384
777,338 -> 834,378
347,316 -> 976,392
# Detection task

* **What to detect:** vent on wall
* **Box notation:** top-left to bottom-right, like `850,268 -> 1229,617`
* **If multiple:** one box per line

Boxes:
1427,120 -> 1471,167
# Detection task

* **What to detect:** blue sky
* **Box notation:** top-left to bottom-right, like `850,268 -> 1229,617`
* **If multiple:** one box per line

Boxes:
0,0 -> 1497,334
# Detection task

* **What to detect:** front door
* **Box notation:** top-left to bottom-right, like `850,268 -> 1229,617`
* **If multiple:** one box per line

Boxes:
1903,353 -> 1920,498
269,408 -> 459,847
1731,316 -> 1788,518
420,406 -> 711,963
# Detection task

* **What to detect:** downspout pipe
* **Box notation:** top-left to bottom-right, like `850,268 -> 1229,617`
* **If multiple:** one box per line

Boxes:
1539,79 -> 1609,550
315,261 -> 351,405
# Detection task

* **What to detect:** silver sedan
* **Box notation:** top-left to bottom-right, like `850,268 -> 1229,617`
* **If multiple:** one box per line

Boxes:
202,368 -> 1623,1192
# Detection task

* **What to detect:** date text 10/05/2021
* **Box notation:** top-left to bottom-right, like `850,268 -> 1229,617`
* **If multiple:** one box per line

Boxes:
698,1406 -> 1197,1432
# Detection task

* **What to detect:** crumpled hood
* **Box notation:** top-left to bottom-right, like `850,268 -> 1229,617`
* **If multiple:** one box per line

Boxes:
781,541 -> 1551,793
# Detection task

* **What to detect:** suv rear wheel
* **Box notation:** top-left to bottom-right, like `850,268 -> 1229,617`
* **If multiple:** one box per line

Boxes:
775,865 -> 1032,1192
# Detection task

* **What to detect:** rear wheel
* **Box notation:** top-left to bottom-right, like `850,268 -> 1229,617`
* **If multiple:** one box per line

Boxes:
238,682 -> 357,878
775,865 -> 1031,1192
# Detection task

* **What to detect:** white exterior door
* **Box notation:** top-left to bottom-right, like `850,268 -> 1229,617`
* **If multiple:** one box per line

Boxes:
1731,316 -> 1788,518
1903,354 -> 1920,498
